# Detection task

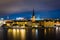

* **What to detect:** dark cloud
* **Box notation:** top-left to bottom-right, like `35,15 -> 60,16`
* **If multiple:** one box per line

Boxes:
0,0 -> 60,14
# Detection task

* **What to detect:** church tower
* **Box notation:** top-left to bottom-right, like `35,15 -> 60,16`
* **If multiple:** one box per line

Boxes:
31,9 -> 36,22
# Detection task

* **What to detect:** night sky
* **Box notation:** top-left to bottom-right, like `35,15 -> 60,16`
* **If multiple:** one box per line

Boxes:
0,0 -> 60,19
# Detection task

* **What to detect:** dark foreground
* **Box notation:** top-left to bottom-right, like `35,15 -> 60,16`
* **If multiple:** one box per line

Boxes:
0,27 -> 60,40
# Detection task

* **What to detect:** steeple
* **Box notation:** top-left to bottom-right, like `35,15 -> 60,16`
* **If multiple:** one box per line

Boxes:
32,8 -> 35,16
31,8 -> 36,22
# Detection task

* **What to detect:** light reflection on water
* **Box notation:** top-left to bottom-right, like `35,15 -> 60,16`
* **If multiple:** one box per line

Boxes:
0,27 -> 60,40
8,29 -> 26,40
32,29 -> 38,40
44,28 -> 46,35
8,29 -> 39,40
20,29 -> 26,40
56,27 -> 60,40
56,27 -> 60,34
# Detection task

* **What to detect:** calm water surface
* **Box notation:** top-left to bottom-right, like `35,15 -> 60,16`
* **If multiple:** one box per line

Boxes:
0,27 -> 60,40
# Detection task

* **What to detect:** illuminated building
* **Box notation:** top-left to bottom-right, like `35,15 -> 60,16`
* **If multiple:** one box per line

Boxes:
44,20 -> 54,27
54,19 -> 60,26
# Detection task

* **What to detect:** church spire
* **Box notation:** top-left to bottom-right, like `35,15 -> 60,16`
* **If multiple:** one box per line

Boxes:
32,8 -> 35,16
31,8 -> 36,22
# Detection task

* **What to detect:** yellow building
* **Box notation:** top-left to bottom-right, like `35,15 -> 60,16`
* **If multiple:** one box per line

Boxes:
39,20 -> 55,27
54,20 -> 60,26
44,20 -> 54,27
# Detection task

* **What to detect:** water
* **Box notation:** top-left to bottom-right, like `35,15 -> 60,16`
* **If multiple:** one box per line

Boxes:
0,27 -> 60,40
